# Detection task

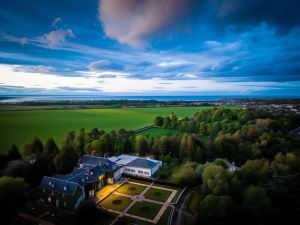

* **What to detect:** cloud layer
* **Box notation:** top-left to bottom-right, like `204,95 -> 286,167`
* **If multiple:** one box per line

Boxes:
99,0 -> 193,47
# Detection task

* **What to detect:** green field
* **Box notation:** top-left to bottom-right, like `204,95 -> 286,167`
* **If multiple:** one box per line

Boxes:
0,106 -> 236,153
136,127 -> 185,137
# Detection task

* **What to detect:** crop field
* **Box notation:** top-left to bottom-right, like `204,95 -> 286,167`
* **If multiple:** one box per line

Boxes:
0,106 -> 237,153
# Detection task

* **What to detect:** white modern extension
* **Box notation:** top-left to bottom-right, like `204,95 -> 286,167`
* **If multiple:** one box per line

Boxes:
108,155 -> 162,178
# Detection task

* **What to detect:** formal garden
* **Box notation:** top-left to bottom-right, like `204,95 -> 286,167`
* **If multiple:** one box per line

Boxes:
97,180 -> 180,224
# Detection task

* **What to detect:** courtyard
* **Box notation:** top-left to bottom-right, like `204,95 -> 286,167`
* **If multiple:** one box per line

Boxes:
97,179 -> 180,224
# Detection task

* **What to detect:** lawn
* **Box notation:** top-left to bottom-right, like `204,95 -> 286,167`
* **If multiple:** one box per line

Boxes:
144,187 -> 173,202
127,201 -> 162,220
136,127 -> 186,137
116,182 -> 146,196
99,194 -> 132,212
0,106 -> 225,152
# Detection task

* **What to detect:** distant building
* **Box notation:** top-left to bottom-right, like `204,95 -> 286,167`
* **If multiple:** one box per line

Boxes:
39,155 -> 162,209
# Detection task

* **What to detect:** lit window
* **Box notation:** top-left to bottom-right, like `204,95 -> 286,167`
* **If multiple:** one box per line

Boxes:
48,197 -> 51,203
64,186 -> 67,191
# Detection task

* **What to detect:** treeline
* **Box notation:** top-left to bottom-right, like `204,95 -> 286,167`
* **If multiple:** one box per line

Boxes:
154,108 -> 300,165
14,99 -> 211,107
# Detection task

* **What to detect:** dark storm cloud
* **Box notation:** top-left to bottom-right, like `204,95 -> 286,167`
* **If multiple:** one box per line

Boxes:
99,0 -> 300,47
210,0 -> 300,32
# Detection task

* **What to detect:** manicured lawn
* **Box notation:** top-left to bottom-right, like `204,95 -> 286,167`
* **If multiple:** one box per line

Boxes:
157,207 -> 172,225
127,201 -> 162,220
125,206 -> 172,225
128,178 -> 152,185
99,194 -> 132,211
0,106 -> 224,152
144,187 -> 173,202
116,182 -> 146,196
136,127 -> 186,137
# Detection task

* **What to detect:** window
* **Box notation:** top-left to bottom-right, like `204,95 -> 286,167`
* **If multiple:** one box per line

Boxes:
138,170 -> 143,174
125,168 -> 131,172
63,186 -> 67,191
144,171 -> 149,175
130,169 -> 135,173
48,197 -> 51,203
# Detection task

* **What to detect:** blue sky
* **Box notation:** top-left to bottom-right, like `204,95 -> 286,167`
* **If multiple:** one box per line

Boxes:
0,0 -> 300,96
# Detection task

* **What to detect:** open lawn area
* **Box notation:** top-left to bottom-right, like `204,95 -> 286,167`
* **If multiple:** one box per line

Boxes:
0,106 -> 230,153
99,194 -> 132,212
116,182 -> 146,196
144,187 -> 173,202
136,127 -> 185,137
127,201 -> 162,220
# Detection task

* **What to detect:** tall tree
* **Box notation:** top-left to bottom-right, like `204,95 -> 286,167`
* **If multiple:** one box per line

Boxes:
43,138 -> 59,159
54,144 -> 79,174
135,135 -> 148,156
7,144 -> 22,161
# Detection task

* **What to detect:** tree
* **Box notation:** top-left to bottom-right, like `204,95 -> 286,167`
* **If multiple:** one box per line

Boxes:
162,117 -> 171,129
7,144 -> 22,161
65,131 -> 76,146
171,162 -> 197,185
202,165 -> 229,195
0,176 -> 28,225
31,136 -> 44,155
169,112 -> 178,129
134,135 -> 148,156
154,116 -> 163,126
197,195 -> 240,225
91,140 -> 102,155
99,133 -> 113,154
239,159 -> 270,185
43,138 -> 59,159
21,137 -> 43,158
54,145 -> 79,174
243,186 -> 271,221
2,160 -> 30,178
74,128 -> 86,155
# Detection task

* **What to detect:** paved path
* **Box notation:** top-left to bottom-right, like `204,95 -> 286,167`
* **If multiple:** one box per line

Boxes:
175,191 -> 195,225
101,181 -> 178,225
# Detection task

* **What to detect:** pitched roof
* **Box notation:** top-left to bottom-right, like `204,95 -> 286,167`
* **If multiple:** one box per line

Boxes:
127,158 -> 159,169
80,155 -> 118,170
40,176 -> 80,196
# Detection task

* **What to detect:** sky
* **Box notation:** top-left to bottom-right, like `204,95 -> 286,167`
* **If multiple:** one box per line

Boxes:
0,0 -> 300,96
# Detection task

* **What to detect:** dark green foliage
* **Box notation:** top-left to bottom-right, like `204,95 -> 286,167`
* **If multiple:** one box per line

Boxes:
43,138 -> 59,159
54,144 -> 79,174
7,144 -> 22,161
0,176 -> 28,225
197,195 -> 240,225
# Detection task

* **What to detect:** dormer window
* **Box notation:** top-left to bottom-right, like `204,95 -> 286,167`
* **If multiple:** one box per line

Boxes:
51,183 -> 55,188
90,171 -> 93,175
48,181 -> 52,186
63,186 -> 67,191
